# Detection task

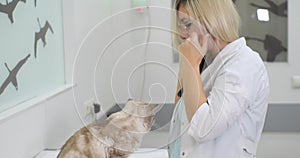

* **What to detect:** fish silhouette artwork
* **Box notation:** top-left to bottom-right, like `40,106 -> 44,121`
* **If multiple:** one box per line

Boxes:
250,0 -> 287,17
0,0 -> 26,23
0,54 -> 30,95
34,18 -> 54,58
246,35 -> 287,62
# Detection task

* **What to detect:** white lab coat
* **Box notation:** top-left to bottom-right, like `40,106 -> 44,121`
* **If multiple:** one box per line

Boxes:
168,38 -> 269,158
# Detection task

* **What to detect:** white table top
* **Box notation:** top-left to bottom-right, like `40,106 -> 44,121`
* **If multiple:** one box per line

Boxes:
35,148 -> 168,158
129,148 -> 168,158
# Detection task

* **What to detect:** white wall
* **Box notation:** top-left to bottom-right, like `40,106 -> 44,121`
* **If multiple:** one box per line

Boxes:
0,0 -> 174,157
0,104 -> 46,158
0,0 -> 300,158
65,0 -> 176,111
138,0 -> 178,104
0,86 -> 82,157
265,0 -> 300,104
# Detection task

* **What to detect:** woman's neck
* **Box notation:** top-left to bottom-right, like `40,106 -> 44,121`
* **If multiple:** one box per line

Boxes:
218,40 -> 229,51
205,40 -> 229,66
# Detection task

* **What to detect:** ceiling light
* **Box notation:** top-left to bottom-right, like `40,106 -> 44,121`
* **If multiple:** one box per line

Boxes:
257,9 -> 270,22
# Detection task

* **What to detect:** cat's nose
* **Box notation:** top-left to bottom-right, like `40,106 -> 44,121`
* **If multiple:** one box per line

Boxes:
151,104 -> 160,110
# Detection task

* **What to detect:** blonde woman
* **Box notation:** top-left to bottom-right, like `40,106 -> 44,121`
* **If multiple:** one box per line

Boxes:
168,0 -> 270,158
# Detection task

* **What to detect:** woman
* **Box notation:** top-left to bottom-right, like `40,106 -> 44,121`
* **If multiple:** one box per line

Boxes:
168,0 -> 270,158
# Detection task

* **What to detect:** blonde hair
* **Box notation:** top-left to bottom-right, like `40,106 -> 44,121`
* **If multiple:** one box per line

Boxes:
173,0 -> 240,44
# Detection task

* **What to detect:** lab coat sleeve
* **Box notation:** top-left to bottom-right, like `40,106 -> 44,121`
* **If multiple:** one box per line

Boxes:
188,70 -> 250,143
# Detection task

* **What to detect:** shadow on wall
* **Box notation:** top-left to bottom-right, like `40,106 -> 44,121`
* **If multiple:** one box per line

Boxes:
103,103 -> 300,132
245,35 -> 287,62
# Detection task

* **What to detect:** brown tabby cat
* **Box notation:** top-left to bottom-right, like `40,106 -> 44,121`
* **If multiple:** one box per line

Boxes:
57,99 -> 158,158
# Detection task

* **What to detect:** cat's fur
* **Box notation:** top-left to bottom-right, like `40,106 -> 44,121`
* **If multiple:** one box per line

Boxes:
57,100 -> 157,158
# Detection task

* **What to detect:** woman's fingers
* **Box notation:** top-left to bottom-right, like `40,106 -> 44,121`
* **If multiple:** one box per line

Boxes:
187,32 -> 210,57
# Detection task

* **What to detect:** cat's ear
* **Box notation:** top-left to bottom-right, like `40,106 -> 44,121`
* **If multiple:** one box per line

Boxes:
107,112 -> 119,121
128,98 -> 133,102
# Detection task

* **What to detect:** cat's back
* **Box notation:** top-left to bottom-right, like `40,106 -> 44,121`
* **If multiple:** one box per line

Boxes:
57,123 -> 107,158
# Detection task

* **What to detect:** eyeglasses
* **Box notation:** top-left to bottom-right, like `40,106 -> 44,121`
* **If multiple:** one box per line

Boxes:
177,19 -> 209,38
178,20 -> 193,34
